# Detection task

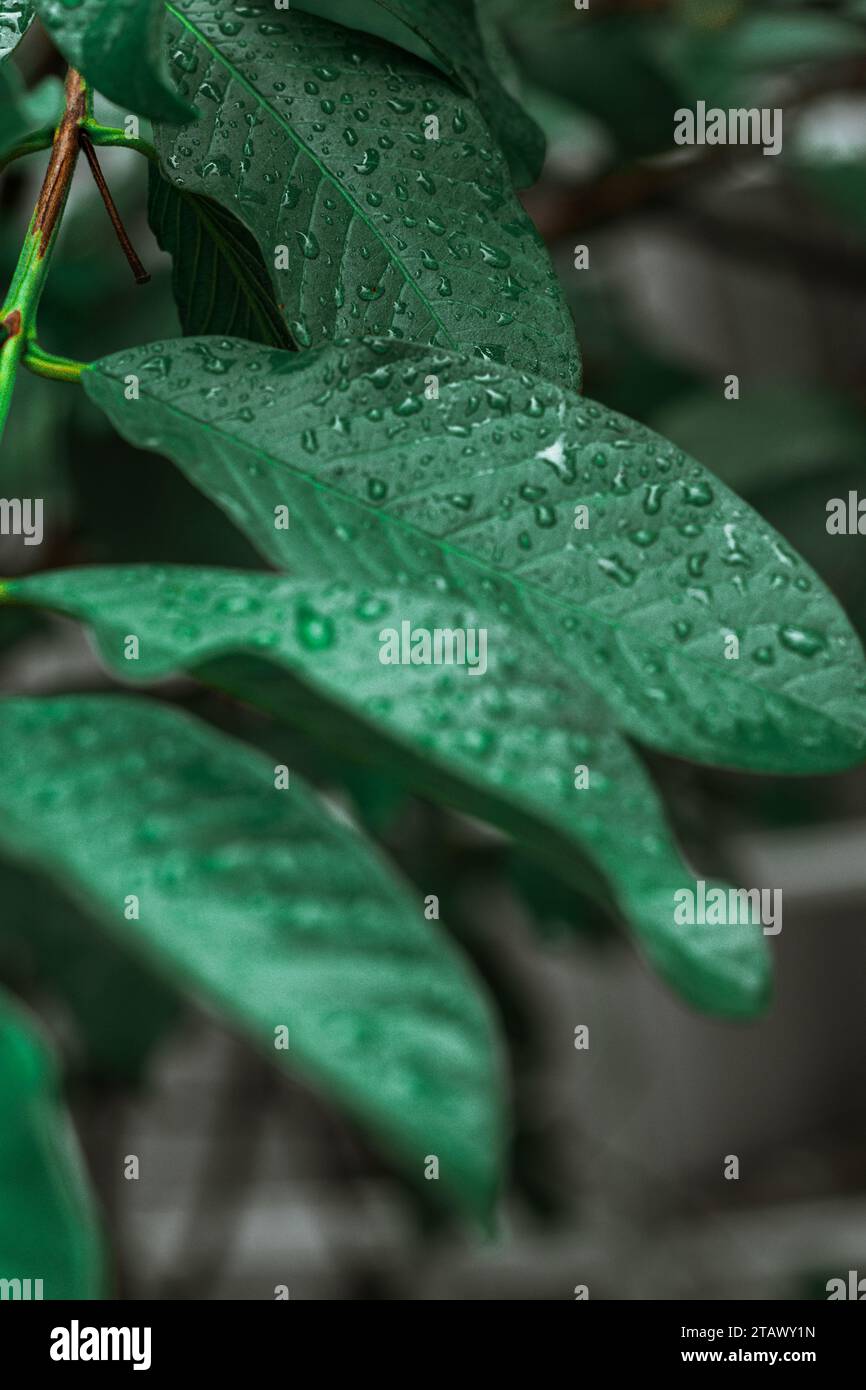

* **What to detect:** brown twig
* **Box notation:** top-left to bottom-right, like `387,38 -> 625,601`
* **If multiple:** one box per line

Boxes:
33,68 -> 88,254
79,131 -> 150,285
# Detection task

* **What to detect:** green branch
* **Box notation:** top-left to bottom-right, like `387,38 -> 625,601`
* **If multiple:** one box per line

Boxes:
0,70 -> 88,443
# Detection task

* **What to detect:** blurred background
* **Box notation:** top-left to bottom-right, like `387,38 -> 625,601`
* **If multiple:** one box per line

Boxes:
2,0 -> 866,1299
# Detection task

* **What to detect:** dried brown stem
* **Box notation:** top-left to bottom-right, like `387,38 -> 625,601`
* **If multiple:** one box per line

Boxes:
79,132 -> 150,285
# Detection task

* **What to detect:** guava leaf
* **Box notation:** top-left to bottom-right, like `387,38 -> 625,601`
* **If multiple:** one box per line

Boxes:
147,164 -> 292,347
0,989 -> 104,1298
0,0 -> 32,63
152,0 -> 578,388
0,695 -> 505,1218
82,336 -> 866,775
34,0 -> 195,123
3,565 -> 771,1017
289,0 -> 545,187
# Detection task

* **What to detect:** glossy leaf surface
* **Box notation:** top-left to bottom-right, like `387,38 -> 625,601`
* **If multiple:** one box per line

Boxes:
153,1 -> 578,387
0,695 -> 505,1217
82,336 -> 866,774
5,565 -> 772,1017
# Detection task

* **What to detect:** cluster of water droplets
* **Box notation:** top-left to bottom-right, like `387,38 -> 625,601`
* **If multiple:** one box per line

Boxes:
155,1 -> 577,384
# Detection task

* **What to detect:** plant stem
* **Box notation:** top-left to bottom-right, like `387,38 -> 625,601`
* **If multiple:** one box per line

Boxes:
83,122 -> 158,164
79,133 -> 150,285
0,69 -> 88,442
24,340 -> 85,383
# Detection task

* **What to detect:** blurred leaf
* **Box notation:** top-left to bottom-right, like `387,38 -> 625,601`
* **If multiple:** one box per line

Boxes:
153,0 -> 579,388
0,695 -> 506,1219
148,165 -> 293,347
34,0 -> 195,122
82,335 -> 866,775
5,565 -> 772,1016
0,68 -> 62,153
0,988 -> 104,1298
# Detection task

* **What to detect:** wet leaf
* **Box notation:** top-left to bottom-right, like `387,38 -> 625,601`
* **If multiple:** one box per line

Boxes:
34,0 -> 196,123
0,695 -> 505,1219
289,0 -> 545,186
82,335 -> 866,775
148,164 -> 293,346
4,564 -> 771,1017
152,0 -> 578,388
0,1 -> 32,64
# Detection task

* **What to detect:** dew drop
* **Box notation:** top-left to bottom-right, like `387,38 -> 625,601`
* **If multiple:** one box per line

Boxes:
778,625 -> 826,658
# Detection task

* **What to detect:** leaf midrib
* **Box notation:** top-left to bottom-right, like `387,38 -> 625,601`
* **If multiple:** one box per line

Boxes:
93,362 -> 864,742
163,1 -> 456,346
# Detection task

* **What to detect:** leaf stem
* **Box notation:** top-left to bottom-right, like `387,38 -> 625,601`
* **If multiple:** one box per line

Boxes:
24,340 -> 86,383
0,69 -> 88,443
79,133 -> 151,285
83,122 -> 158,164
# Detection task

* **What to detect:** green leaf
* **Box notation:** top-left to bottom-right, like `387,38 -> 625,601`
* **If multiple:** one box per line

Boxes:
34,0 -> 196,123
288,0 -> 545,187
0,68 -> 62,156
153,0 -> 578,388
147,164 -> 293,347
0,989 -> 104,1298
0,695 -> 505,1218
3,565 -> 772,1016
0,1 -> 32,63
82,336 -> 866,775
